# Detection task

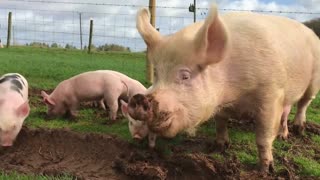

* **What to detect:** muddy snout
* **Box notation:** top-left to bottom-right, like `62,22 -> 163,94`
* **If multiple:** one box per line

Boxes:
127,94 -> 174,135
127,94 -> 153,121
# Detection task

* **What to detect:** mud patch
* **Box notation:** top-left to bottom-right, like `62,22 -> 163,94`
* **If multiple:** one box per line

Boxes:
0,125 -> 319,179
0,127 -> 131,179
113,150 -> 241,180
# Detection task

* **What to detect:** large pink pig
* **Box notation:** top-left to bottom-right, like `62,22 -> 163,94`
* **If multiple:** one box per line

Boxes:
0,73 -> 30,146
41,70 -> 146,121
127,4 -> 320,172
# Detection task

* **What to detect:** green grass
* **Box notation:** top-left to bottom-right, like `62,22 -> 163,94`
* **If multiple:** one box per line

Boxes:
0,171 -> 73,180
0,46 -> 320,178
293,156 -> 320,176
0,46 -> 148,89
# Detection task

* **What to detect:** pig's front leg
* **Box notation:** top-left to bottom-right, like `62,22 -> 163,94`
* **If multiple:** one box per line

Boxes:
256,94 -> 283,173
214,113 -> 230,152
148,132 -> 157,149
67,103 -> 79,120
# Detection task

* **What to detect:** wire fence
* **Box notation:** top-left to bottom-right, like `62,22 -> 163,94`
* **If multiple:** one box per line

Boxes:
0,0 -> 319,52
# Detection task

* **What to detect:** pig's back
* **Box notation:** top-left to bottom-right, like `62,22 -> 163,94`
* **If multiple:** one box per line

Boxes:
96,70 -> 146,95
67,71 -> 122,101
222,12 -> 320,104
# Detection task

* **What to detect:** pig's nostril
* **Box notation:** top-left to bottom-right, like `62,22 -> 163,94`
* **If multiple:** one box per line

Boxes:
143,104 -> 150,111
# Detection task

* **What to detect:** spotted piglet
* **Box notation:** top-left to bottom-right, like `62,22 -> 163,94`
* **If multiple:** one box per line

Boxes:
120,99 -> 157,148
0,73 -> 30,146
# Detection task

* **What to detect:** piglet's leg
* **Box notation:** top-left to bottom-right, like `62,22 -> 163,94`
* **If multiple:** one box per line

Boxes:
104,91 -> 122,121
214,113 -> 230,152
148,132 -> 157,149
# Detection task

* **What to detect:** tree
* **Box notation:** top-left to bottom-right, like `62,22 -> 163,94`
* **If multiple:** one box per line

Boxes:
97,43 -> 131,52
65,44 -> 77,49
304,18 -> 320,38
51,43 -> 59,48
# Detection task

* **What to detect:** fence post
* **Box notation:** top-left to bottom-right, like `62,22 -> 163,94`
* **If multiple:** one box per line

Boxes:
88,18 -> 93,53
79,12 -> 83,50
7,12 -> 12,48
147,0 -> 156,84
193,0 -> 196,23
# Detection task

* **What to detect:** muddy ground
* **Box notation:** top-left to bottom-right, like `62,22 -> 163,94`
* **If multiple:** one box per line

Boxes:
0,122 -> 319,180
0,89 -> 319,179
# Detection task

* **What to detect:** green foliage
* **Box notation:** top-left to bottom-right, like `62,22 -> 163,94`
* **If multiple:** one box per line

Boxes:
304,18 -> 320,38
26,42 -> 49,48
97,43 -> 130,52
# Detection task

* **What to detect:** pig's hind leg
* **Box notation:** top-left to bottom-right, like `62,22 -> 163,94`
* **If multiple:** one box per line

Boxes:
278,105 -> 291,140
104,92 -> 122,121
293,85 -> 319,135
255,92 -> 284,173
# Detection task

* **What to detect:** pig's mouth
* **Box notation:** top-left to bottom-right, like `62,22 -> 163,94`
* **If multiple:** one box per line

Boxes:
149,111 -> 173,134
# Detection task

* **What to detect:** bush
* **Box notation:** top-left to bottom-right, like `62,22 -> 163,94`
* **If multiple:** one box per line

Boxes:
304,18 -> 320,38
97,43 -> 130,52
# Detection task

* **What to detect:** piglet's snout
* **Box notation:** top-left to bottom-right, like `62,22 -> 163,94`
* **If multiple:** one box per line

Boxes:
0,132 -> 14,147
133,134 -> 143,141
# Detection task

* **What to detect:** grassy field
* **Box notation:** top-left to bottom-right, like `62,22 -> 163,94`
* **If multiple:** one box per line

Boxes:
0,46 -> 319,178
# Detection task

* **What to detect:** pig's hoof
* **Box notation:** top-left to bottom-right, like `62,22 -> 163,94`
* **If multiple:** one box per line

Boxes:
260,161 -> 274,174
148,143 -> 156,149
293,124 -> 305,136
214,140 -> 230,152
277,132 -> 289,140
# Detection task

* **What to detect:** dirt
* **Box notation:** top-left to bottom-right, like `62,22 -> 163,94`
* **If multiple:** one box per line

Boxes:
0,124 -> 319,180
1,88 -> 319,179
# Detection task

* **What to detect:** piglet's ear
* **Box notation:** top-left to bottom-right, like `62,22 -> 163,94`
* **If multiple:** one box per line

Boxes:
120,100 -> 128,117
16,101 -> 30,118
41,91 -> 55,106
195,4 -> 229,66
136,8 -> 162,48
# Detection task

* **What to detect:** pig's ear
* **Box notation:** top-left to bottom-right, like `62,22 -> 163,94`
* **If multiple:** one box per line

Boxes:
195,4 -> 229,66
16,101 -> 30,118
120,100 -> 128,117
41,91 -> 55,106
136,8 -> 162,48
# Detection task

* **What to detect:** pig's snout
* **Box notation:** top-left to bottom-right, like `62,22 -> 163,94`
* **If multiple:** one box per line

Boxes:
1,141 -> 13,147
133,134 -> 143,141
0,133 -> 14,147
128,94 -> 153,121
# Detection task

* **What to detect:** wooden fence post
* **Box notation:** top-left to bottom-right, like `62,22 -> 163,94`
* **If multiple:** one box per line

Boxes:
7,12 -> 12,48
147,0 -> 156,84
88,18 -> 93,53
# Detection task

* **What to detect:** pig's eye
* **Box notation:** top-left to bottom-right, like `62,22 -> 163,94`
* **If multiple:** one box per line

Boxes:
179,70 -> 191,81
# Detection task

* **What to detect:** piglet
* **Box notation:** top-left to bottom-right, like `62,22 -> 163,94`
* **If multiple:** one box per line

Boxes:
120,99 -> 157,148
0,73 -> 30,147
41,70 -> 146,121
